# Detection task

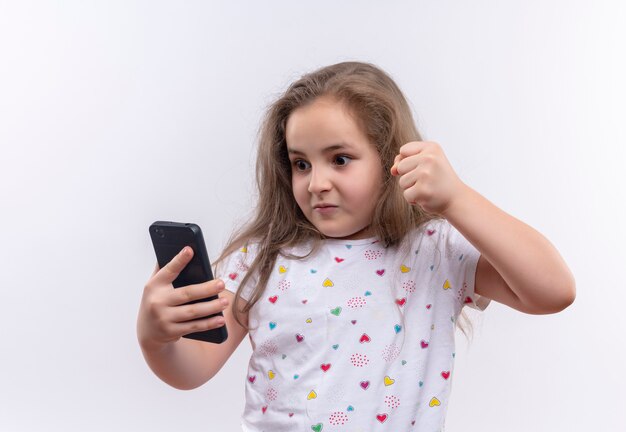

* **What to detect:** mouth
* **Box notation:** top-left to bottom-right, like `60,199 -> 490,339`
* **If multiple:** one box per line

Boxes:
313,203 -> 338,215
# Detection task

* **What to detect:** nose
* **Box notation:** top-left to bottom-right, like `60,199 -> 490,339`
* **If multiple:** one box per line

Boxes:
308,165 -> 332,194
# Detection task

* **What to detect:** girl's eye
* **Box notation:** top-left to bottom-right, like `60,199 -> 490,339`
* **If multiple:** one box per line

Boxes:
293,160 -> 310,171
334,155 -> 352,166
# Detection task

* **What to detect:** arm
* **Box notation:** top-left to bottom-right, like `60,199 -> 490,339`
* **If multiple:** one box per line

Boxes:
139,289 -> 249,390
443,183 -> 576,314
138,247 -> 251,390
392,140 -> 575,315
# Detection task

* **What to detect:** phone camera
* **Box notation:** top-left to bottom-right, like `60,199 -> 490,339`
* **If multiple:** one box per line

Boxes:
154,227 -> 166,238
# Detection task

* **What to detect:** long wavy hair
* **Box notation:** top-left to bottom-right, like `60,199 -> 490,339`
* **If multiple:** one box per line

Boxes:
213,61 -> 475,340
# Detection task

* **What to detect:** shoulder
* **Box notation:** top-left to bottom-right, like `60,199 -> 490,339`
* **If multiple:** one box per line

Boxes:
423,218 -> 467,248
395,217 -> 448,251
221,238 -> 262,262
396,218 -> 476,265
214,240 -> 265,302
214,239 -> 263,280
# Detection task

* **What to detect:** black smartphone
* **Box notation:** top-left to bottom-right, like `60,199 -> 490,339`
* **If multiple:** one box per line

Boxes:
149,221 -> 228,344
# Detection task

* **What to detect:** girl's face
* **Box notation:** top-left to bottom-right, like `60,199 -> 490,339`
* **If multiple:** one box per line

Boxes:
286,96 -> 383,240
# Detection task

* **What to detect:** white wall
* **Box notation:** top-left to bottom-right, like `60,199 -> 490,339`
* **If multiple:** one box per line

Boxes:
1,1 -> 624,430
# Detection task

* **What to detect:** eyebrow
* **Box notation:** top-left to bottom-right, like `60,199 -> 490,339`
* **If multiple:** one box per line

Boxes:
287,143 -> 353,156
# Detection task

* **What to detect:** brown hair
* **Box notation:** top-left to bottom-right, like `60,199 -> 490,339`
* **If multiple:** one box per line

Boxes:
213,61 -> 475,340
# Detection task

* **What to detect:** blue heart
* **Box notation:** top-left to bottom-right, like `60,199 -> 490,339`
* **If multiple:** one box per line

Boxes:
430,265 -> 434,271
269,322 -> 276,330
364,291 -> 372,296
282,354 -> 286,359
347,405 -> 354,412
310,269 -> 317,273
394,324 -> 402,334
346,244 -> 352,249
294,374 -> 299,379
419,381 -> 423,387
401,360 -> 407,365
332,344 -> 339,350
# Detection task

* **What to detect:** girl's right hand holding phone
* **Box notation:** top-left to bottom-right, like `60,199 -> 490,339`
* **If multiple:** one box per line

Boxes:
136,246 -> 228,352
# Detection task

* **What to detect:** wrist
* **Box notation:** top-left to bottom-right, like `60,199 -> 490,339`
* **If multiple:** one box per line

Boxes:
441,181 -> 474,221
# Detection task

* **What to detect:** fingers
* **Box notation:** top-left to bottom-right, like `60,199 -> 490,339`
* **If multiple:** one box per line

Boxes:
394,141 -> 431,175
168,294 -> 229,323
138,278 -> 229,346
139,248 -> 231,347
402,183 -> 421,206
399,141 -> 428,157
152,246 -> 193,285
395,153 -> 421,177
397,169 -> 418,191
391,141 -> 428,176
150,262 -> 159,278
172,314 -> 226,336
169,278 -> 226,307
390,154 -> 403,176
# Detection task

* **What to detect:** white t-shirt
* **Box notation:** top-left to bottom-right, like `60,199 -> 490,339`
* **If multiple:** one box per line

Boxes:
217,218 -> 490,432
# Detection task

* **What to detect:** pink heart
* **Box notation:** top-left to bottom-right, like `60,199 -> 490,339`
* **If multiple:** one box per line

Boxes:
427,229 -> 436,236
359,333 -> 371,343
360,381 -> 370,390
320,363 -> 331,372
228,272 -> 238,280
420,340 -> 429,349
376,269 -> 385,276
351,320 -> 357,325
376,413 -> 388,423
248,375 -> 256,383
396,298 -> 406,306
426,304 -> 432,309
262,406 -> 267,414
335,257 -> 344,263
296,334 -> 304,343
302,299 -> 308,304
441,371 -> 450,380
268,296 -> 278,304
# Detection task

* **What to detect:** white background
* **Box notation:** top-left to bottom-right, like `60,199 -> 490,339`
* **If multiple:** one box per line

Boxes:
1,1 -> 625,431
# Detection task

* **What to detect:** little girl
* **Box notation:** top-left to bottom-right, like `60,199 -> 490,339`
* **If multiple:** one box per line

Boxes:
137,61 -> 576,431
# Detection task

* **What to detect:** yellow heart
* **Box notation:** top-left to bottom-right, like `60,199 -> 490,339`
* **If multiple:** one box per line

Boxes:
429,397 -> 441,407
323,278 -> 334,287
400,264 -> 410,273
443,279 -> 451,290
279,265 -> 287,274
384,376 -> 395,386
241,246 -> 248,253
307,390 -> 317,400
306,318 -> 312,323
268,370 -> 275,380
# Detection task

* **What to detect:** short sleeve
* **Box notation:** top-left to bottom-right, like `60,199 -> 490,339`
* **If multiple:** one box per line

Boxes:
213,243 -> 260,302
440,219 -> 491,313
